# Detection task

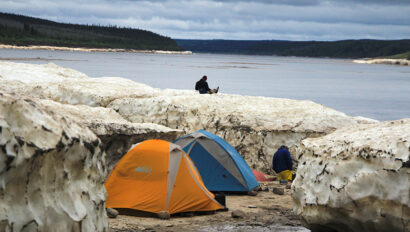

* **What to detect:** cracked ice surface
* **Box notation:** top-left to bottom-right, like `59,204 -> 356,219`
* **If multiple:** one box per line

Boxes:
0,61 -> 377,172
293,119 -> 410,232
0,92 -> 108,231
0,61 -> 184,231
0,61 -> 183,174
108,95 -> 376,171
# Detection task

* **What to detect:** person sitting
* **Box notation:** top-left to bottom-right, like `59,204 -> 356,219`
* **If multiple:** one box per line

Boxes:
272,145 -> 293,182
195,75 -> 219,94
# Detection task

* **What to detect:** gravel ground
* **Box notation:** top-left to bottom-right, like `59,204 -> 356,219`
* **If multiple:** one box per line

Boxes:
109,182 -> 310,232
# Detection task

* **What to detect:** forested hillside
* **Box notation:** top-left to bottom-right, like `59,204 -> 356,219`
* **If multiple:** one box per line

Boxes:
0,12 -> 182,51
175,39 -> 410,59
2,12 -> 408,58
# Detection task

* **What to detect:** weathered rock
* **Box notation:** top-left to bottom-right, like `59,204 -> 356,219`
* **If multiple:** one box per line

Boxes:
232,210 -> 246,218
106,208 -> 119,218
0,92 -> 108,231
272,187 -> 285,195
157,211 -> 171,220
256,186 -> 269,192
248,190 -> 258,196
293,119 -> 410,232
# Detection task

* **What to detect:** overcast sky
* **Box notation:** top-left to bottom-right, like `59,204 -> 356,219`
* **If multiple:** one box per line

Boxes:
2,0 -> 410,40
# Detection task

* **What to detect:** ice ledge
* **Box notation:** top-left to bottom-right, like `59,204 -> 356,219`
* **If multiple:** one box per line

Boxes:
0,61 -> 377,172
293,119 -> 410,232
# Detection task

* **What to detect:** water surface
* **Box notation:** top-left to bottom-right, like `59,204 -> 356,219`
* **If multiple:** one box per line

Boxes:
1,48 -> 409,121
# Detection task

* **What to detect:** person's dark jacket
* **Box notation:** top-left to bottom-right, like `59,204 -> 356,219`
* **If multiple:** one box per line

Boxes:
195,79 -> 210,94
272,148 -> 292,173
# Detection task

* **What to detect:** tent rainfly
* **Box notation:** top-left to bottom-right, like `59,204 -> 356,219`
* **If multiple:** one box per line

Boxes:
174,130 -> 259,193
105,139 -> 223,218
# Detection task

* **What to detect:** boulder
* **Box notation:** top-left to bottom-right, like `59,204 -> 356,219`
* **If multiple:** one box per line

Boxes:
293,119 -> 410,232
272,187 -> 285,195
232,210 -> 246,218
106,208 -> 119,218
157,211 -> 171,220
0,92 -> 107,231
247,190 -> 258,196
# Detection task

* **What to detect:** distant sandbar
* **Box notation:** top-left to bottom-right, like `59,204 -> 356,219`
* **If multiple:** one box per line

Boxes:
353,58 -> 409,66
0,44 -> 192,55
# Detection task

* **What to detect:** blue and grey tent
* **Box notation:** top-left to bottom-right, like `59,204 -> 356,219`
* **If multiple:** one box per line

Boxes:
174,130 -> 259,192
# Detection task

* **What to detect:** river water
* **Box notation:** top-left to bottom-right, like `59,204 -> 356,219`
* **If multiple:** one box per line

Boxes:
1,48 -> 409,121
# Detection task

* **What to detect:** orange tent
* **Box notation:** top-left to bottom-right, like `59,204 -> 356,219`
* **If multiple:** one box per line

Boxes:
105,139 -> 223,216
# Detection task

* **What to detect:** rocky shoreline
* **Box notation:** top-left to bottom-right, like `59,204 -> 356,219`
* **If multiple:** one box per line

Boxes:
0,44 -> 192,54
0,61 -> 408,232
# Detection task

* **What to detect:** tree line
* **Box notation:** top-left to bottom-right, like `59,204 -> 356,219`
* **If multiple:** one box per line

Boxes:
0,12 -> 183,51
175,39 -> 410,59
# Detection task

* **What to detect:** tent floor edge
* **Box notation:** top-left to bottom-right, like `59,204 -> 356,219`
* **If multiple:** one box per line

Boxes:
115,208 -> 157,217
216,207 -> 229,212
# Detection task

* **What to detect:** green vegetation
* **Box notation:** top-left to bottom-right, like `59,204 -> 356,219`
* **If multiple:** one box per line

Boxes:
387,51 -> 410,59
0,12 -> 183,51
175,39 -> 410,59
1,12 -> 408,58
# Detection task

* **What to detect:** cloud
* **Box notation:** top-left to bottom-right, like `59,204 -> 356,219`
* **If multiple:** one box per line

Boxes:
1,0 -> 409,40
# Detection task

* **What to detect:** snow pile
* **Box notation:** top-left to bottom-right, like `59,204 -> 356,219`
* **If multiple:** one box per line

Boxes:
0,92 -> 107,231
108,95 -> 376,171
35,99 -> 182,173
0,61 -> 162,106
293,119 -> 410,232
0,61 -> 185,231
0,61 -> 377,172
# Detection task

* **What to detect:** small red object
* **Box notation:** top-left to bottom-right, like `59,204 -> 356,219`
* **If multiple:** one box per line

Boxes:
252,170 -> 269,182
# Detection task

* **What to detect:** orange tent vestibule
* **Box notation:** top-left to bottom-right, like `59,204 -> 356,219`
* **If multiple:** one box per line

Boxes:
105,139 -> 223,215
